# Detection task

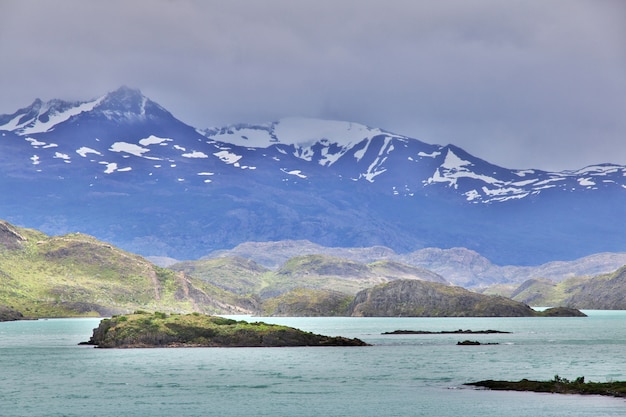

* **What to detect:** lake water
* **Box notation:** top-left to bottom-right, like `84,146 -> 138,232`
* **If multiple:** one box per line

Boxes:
1,312 -> 625,416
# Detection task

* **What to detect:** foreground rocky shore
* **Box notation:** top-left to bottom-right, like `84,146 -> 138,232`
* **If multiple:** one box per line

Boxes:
81,311 -> 370,348
466,376 -> 626,398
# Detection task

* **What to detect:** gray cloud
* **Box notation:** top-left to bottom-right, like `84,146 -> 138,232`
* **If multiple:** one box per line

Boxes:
0,0 -> 624,170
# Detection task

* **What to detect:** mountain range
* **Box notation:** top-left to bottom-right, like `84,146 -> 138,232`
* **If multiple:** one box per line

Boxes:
202,240 -> 626,288
1,86 -> 625,265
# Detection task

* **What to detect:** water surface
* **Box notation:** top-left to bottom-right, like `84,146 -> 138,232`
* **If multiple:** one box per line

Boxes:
1,312 -> 625,416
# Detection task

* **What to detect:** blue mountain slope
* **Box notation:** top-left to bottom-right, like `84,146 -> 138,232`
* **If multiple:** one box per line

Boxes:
1,87 -> 625,265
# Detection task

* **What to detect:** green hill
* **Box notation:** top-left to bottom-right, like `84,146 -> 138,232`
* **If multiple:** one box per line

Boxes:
510,266 -> 626,309
260,288 -> 353,316
170,256 -> 269,296
347,279 -> 546,317
173,254 -> 448,302
0,220 -> 254,317
0,219 -> 592,318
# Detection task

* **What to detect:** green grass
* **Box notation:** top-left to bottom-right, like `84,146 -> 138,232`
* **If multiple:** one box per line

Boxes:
0,223 -> 256,317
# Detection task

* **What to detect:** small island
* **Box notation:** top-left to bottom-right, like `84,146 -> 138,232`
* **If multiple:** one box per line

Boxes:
466,376 -> 626,398
382,329 -> 510,335
457,340 -> 499,345
80,311 -> 370,348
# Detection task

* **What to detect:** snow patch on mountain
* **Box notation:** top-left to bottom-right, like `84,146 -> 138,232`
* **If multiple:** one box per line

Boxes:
25,137 -> 47,147
102,162 -> 118,174
20,97 -> 104,135
441,148 -> 472,170
273,118 -> 388,146
0,114 -> 28,131
76,147 -> 102,157
213,150 -> 242,165
139,135 -> 172,146
360,137 -> 394,182
110,142 -> 151,157
426,148 -> 503,189
204,117 -> 406,169
578,177 -> 595,186
418,150 -> 442,158
281,168 -> 307,179
182,151 -> 208,158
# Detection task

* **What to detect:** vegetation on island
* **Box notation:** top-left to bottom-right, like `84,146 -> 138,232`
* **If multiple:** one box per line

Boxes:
81,311 -> 369,348
466,375 -> 626,398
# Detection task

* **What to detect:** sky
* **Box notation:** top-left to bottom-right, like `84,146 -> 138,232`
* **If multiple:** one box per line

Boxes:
0,0 -> 624,171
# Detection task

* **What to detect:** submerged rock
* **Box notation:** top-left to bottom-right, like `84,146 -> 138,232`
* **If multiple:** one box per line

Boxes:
81,311 -> 370,348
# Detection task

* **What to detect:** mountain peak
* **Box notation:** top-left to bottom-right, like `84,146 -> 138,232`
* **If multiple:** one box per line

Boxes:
104,85 -> 143,102
95,86 -> 170,120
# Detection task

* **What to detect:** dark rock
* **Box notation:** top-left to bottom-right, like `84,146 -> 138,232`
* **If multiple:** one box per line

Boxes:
457,340 -> 499,346
466,377 -> 626,397
383,329 -> 510,335
0,305 -> 27,322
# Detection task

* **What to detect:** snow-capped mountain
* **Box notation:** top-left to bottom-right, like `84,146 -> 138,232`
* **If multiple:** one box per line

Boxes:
1,87 -> 625,264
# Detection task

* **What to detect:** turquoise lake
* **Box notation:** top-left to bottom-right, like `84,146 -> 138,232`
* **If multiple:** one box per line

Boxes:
1,311 -> 625,416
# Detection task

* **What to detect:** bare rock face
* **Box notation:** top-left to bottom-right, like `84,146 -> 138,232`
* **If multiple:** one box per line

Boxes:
0,221 -> 27,250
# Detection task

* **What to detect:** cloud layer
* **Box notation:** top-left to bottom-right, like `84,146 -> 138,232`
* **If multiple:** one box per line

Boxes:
1,0 -> 624,170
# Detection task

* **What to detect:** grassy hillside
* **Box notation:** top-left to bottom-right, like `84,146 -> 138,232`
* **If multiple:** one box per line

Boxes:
0,218 -> 595,318
509,266 -> 626,309
260,288 -> 353,316
173,254 -> 448,303
0,220 -> 254,317
346,279 -> 541,317
170,256 -> 269,295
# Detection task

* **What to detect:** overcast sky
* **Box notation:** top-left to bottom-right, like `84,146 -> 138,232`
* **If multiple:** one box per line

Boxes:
1,0 -> 624,171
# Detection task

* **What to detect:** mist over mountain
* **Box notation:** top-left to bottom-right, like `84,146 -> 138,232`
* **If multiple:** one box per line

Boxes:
1,87 -> 625,265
